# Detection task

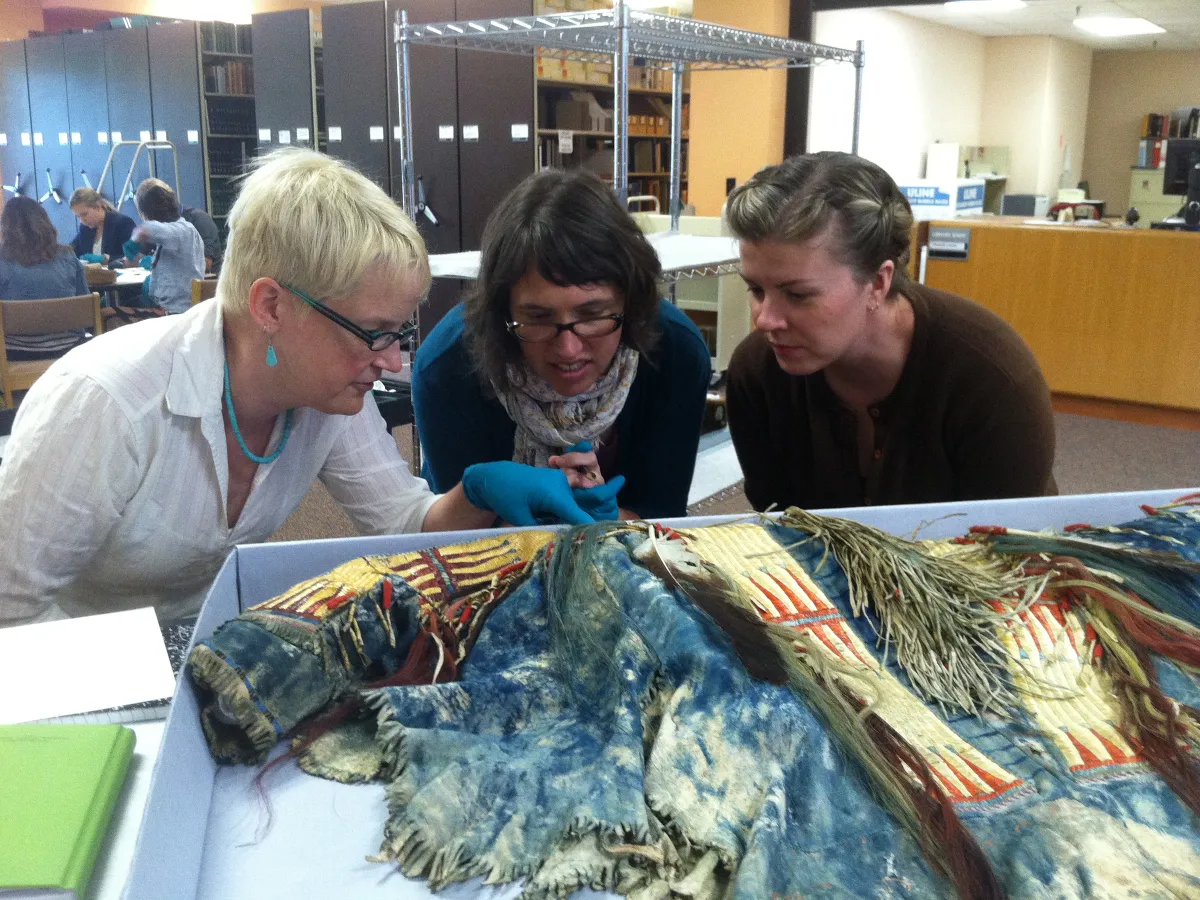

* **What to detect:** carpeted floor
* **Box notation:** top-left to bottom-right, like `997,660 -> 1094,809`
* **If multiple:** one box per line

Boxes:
268,413 -> 1200,543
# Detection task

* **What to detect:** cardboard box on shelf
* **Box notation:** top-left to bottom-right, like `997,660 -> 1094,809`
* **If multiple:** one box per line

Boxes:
556,100 -> 593,131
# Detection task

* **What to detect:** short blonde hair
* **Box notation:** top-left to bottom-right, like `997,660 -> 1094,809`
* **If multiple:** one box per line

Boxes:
219,148 -> 429,315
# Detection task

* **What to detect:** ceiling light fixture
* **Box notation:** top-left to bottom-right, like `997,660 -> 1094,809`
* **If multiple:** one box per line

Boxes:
944,0 -> 1027,12
1073,16 -> 1165,37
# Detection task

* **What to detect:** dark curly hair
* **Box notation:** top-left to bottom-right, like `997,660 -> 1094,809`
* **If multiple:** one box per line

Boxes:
0,196 -> 68,266
726,151 -> 914,299
463,168 -> 662,394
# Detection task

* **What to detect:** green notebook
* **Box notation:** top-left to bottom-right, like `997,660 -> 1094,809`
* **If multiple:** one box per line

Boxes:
0,724 -> 136,899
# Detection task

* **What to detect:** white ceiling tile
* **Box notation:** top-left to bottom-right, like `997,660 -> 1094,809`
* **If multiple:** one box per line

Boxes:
890,0 -> 1200,43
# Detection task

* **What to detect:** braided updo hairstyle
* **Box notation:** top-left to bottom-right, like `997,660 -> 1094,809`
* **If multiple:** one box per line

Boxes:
726,151 -> 914,299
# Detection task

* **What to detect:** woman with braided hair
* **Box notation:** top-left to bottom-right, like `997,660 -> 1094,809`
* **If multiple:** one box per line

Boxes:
725,151 -> 1056,510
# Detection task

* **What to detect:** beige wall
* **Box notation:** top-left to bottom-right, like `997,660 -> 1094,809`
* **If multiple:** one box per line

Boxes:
1083,50 -> 1200,215
981,35 -> 1091,196
981,37 -> 1048,194
1041,38 -> 1092,198
809,8 -> 985,183
0,0 -> 43,41
688,0 -> 788,216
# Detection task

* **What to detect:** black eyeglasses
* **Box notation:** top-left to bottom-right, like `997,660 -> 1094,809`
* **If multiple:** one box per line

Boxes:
505,314 -> 624,344
283,283 -> 416,352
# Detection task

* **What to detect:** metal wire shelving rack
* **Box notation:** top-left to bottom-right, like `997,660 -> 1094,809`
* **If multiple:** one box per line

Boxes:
389,3 -> 864,468
392,1 -> 865,247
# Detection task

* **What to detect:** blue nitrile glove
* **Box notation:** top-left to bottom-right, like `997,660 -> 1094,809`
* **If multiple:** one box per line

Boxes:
140,254 -> 154,270
461,461 -> 595,526
122,239 -> 141,261
80,253 -> 104,263
573,475 -> 625,522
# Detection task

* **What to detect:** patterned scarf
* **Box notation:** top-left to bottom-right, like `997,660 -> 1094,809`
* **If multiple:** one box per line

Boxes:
491,345 -> 639,468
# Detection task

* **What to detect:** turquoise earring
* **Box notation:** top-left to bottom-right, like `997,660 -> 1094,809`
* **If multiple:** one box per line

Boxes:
266,337 -> 278,367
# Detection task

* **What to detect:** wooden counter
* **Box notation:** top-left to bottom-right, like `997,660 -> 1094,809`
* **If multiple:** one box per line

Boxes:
917,217 -> 1200,412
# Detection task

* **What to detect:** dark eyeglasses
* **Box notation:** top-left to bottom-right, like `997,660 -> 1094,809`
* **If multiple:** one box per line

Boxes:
505,313 -> 624,344
283,283 -> 416,352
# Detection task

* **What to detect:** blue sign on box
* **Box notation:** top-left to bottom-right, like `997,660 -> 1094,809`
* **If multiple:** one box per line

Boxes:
902,185 -> 951,206
957,184 -> 983,205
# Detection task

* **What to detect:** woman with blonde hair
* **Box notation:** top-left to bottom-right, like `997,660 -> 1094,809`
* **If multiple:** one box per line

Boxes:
725,151 -> 1056,510
69,186 -> 135,262
0,149 -> 609,627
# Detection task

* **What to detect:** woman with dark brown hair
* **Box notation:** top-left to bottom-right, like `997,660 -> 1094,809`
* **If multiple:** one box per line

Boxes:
412,168 -> 712,521
725,151 -> 1056,510
0,196 -> 91,359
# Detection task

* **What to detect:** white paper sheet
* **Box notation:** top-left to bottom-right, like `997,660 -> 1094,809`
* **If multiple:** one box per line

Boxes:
0,607 -> 176,724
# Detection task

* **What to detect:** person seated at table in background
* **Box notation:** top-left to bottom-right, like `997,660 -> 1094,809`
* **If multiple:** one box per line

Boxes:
0,149 -> 615,628
0,196 -> 93,360
69,187 -> 136,263
138,177 -> 224,273
122,180 -> 206,314
412,168 -> 712,521
724,151 -> 1056,511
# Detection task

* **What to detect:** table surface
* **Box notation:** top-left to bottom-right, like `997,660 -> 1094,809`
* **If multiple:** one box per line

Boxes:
91,720 -> 164,900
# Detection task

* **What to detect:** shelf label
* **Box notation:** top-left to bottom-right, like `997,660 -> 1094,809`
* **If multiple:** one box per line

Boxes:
369,125 -> 384,142
71,132 -> 81,144
139,130 -> 151,142
296,127 -> 310,142
21,133 -> 30,146
511,123 -> 530,142
557,130 -> 574,155
462,125 -> 479,142
393,125 -> 403,141
58,132 -> 69,145
328,126 -> 342,142
98,131 -> 109,144
278,130 -> 291,144
0,134 -> 6,146
187,130 -> 199,144
156,130 -> 167,141
33,133 -> 42,146
927,226 -> 971,261
258,128 -> 271,142
110,131 -> 122,143
438,125 -> 454,142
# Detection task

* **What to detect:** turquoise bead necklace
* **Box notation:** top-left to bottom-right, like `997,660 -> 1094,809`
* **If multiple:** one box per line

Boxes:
223,362 -> 295,465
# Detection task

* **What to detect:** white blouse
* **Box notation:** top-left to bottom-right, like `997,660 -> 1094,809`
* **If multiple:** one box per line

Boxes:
0,299 -> 437,626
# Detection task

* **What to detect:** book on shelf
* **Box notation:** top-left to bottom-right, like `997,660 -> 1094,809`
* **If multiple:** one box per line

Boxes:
1141,112 -> 1170,139
0,723 -> 136,899
1136,138 -> 1169,169
200,21 -> 252,54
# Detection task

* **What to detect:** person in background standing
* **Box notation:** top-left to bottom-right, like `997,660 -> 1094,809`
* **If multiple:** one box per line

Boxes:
125,181 -> 206,314
138,178 -> 224,273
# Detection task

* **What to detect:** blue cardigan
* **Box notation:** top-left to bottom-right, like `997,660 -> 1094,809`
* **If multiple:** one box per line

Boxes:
412,301 -> 712,519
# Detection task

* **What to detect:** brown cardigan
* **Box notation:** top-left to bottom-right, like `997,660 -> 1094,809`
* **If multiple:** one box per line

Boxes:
725,283 -> 1057,511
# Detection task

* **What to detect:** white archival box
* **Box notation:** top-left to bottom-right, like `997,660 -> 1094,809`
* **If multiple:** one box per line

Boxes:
898,178 -> 986,221
123,489 -> 1197,899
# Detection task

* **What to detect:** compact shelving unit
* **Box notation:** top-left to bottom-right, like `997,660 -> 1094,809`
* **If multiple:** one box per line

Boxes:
199,22 -> 257,229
